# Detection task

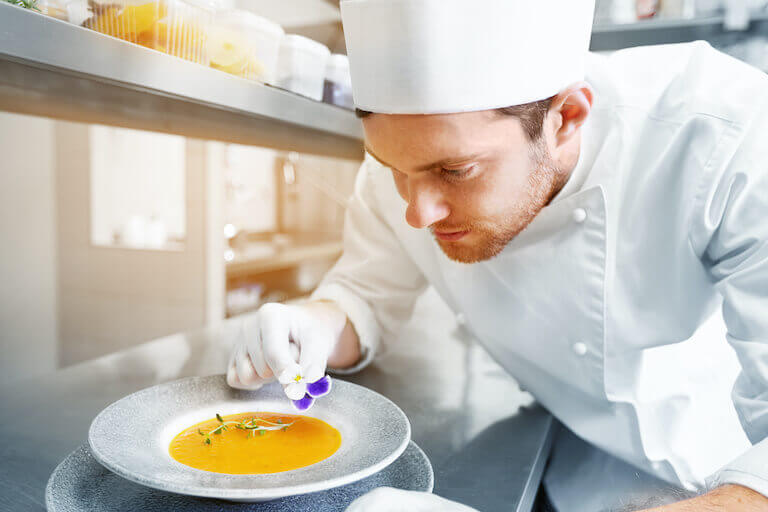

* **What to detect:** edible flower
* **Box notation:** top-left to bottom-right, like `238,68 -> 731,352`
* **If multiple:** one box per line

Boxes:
277,366 -> 333,411
292,375 -> 332,411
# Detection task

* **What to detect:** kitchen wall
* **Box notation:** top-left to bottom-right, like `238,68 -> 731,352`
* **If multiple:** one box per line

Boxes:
55,123 -> 224,365
0,110 -> 358,376
0,112 -> 58,386
0,114 -> 229,376
90,126 -> 187,248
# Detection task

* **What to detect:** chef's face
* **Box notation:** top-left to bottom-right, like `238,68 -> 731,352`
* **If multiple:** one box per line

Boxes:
362,110 -> 563,263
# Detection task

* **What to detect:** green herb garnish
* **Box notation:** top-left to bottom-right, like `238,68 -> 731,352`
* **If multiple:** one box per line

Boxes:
198,414 -> 293,445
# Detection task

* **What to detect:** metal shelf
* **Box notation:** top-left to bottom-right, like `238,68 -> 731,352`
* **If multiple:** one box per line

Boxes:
591,11 -> 768,51
226,241 -> 342,278
0,3 -> 364,159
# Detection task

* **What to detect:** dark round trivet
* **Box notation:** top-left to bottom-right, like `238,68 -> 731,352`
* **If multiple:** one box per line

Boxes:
46,441 -> 433,512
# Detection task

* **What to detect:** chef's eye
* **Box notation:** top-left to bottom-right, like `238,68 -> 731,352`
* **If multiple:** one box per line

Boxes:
440,166 -> 474,180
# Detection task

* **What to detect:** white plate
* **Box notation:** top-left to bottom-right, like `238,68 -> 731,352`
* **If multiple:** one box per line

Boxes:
88,375 -> 411,502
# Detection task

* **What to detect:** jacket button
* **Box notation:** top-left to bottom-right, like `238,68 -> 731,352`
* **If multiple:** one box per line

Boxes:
456,313 -> 466,325
572,208 -> 587,223
572,342 -> 587,356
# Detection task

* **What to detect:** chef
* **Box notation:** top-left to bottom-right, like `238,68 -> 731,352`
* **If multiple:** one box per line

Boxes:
226,0 -> 768,510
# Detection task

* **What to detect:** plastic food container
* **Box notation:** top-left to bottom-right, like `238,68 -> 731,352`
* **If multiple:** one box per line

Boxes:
67,0 -> 218,65
208,9 -> 284,83
275,35 -> 330,101
38,0 -> 69,20
322,53 -> 353,109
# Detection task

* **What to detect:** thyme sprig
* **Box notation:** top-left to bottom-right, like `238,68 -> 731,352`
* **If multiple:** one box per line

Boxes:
198,414 -> 293,445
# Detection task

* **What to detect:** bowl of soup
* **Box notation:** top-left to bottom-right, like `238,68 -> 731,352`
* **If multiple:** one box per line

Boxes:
88,375 -> 410,502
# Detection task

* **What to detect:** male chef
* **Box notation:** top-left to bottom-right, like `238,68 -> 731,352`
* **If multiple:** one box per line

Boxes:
226,0 -> 768,510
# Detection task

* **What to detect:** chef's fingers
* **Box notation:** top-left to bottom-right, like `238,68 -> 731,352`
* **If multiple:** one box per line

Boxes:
259,304 -> 301,386
227,358 -> 256,390
248,345 -> 274,381
234,343 -> 265,389
298,332 -> 328,384
288,341 -> 300,360
243,314 -> 273,380
226,340 -> 244,388
228,357 -> 270,390
226,359 -> 242,388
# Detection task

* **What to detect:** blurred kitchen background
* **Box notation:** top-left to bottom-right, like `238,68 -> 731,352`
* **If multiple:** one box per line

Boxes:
1,0 -> 767,386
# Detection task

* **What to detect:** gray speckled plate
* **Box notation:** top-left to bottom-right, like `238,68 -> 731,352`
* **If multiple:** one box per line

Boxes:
87,375 -> 411,502
46,441 -> 432,512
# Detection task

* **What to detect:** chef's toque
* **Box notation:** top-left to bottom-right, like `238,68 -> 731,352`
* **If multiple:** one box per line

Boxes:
341,0 -> 596,114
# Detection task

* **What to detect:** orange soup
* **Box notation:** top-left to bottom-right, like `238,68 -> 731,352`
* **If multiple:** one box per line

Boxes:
169,412 -> 341,474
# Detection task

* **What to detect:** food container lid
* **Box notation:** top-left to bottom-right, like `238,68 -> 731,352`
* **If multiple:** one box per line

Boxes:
182,0 -> 222,11
280,34 -> 331,58
325,53 -> 351,86
216,9 -> 284,38
65,0 -> 89,25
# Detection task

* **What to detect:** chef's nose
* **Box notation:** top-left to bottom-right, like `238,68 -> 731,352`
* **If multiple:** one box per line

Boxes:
404,180 -> 449,229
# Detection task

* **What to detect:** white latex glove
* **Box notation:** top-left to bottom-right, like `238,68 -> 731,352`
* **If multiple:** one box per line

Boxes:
226,302 -> 344,401
346,488 -> 480,512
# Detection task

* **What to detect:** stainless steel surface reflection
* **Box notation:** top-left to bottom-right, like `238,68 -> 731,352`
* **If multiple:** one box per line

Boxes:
0,290 -> 553,511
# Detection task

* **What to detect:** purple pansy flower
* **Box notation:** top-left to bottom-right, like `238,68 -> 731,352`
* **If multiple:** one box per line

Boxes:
292,375 -> 332,411
278,366 -> 333,411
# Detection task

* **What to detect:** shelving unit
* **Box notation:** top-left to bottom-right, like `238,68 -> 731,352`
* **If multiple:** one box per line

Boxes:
226,241 -> 343,278
4,2 -> 766,140
0,3 -> 363,160
591,11 -> 768,51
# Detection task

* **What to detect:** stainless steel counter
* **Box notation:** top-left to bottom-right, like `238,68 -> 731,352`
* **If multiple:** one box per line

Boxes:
0,292 -> 554,511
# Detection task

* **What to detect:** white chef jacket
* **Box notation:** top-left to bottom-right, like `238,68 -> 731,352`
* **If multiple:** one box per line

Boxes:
312,41 -> 768,503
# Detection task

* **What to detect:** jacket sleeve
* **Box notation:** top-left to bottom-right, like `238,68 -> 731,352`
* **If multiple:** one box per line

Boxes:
689,101 -> 768,496
310,155 -> 428,374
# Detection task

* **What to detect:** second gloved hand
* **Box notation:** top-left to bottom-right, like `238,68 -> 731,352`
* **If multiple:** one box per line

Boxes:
345,488 -> 480,512
226,301 -> 347,402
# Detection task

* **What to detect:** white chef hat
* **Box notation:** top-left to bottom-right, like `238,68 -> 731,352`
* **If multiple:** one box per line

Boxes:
341,0 -> 596,114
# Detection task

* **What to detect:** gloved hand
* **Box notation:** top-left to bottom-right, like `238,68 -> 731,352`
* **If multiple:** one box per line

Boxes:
346,488 -> 480,512
226,301 -> 348,402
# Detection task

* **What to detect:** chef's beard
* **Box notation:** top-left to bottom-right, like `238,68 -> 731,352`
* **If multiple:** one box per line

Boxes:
432,146 -> 563,264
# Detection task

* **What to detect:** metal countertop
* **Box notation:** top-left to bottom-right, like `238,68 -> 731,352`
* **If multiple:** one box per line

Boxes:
0,293 -> 554,512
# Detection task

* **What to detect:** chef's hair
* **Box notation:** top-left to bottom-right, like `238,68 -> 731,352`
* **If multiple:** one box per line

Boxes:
355,96 -> 554,141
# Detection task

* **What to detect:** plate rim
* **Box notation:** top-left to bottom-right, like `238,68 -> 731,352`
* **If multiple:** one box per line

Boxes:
87,374 -> 412,500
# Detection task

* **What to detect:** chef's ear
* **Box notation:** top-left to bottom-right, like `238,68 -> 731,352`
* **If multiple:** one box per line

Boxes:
548,82 -> 594,148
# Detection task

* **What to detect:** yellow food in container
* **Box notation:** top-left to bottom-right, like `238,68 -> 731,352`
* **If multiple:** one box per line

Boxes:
208,9 -> 284,83
68,0 -> 218,65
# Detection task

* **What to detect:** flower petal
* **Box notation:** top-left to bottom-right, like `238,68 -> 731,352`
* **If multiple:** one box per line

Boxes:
292,394 -> 315,411
284,381 -> 307,400
277,364 -> 303,385
306,375 -> 332,398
